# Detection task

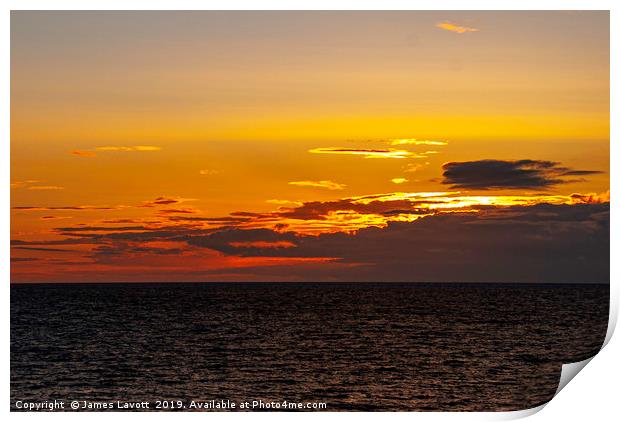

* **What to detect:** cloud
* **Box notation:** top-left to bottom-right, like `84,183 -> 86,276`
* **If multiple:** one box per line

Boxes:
309,147 -> 419,159
188,202 -> 610,283
289,180 -> 346,190
11,180 -> 40,189
70,146 -> 161,157
391,178 -> 408,184
96,146 -> 161,152
229,241 -> 297,249
156,208 -> 198,215
11,180 -> 63,190
441,160 -> 602,190
40,215 -> 72,220
14,190 -> 609,283
54,225 -> 151,233
70,150 -> 97,158
273,197 -> 429,222
570,191 -> 610,204
12,205 -> 118,211
199,169 -> 220,175
27,185 -> 64,190
82,202 -> 604,283
436,22 -> 479,34
13,246 -> 75,253
139,196 -> 195,208
11,257 -> 40,262
100,218 -> 145,224
390,139 -> 448,146
266,199 -> 304,206
140,196 -> 181,207
404,163 -> 429,173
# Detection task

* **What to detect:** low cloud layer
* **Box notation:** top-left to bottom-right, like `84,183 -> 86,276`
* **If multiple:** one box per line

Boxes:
12,200 -> 609,283
442,160 -> 602,190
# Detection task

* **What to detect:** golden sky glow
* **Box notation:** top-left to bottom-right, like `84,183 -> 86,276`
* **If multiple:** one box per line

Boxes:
10,11 -> 610,282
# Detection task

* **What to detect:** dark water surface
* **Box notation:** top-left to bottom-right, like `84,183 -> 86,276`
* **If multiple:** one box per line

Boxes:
11,283 -> 608,411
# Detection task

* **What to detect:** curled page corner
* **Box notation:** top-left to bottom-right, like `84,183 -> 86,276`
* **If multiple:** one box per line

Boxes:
497,358 -> 594,420
554,356 -> 595,396
506,347 -> 605,419
534,290 -> 617,414
497,402 -> 547,420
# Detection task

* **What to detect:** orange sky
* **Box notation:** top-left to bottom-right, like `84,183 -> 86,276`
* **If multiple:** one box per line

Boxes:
11,11 -> 610,283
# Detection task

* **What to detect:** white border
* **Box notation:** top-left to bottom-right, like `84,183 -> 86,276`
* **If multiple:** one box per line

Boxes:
2,1 -> 617,420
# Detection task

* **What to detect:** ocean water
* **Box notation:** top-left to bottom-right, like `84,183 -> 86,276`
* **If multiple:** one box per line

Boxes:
11,283 -> 608,411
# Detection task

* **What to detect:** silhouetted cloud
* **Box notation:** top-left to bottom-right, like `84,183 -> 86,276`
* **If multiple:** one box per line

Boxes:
570,191 -> 610,204
13,246 -> 75,253
11,174 -> 610,284
54,226 -> 151,232
11,257 -> 40,262
441,160 -> 602,190
187,202 -> 610,283
140,196 -> 196,208
139,196 -> 180,207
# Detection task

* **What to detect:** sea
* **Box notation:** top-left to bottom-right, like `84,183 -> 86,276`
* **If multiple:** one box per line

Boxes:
10,282 -> 608,411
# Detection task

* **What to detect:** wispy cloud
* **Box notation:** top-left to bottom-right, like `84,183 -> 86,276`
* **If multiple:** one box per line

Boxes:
266,199 -> 304,206
40,215 -> 72,220
390,139 -> 448,146
27,185 -> 64,191
12,180 -> 64,191
70,145 -> 161,157
96,146 -> 161,152
12,205 -> 120,211
13,246 -> 75,253
70,150 -> 97,158
436,22 -> 479,34
11,180 -> 41,189
156,208 -> 199,215
309,147 -> 418,159
404,163 -> 429,173
289,180 -> 346,190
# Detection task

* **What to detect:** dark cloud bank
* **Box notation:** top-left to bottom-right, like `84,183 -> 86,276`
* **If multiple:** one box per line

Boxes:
442,160 -> 602,190
27,202 -> 609,284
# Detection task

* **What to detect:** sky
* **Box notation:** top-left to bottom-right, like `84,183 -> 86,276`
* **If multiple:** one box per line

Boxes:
10,11 -> 609,283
